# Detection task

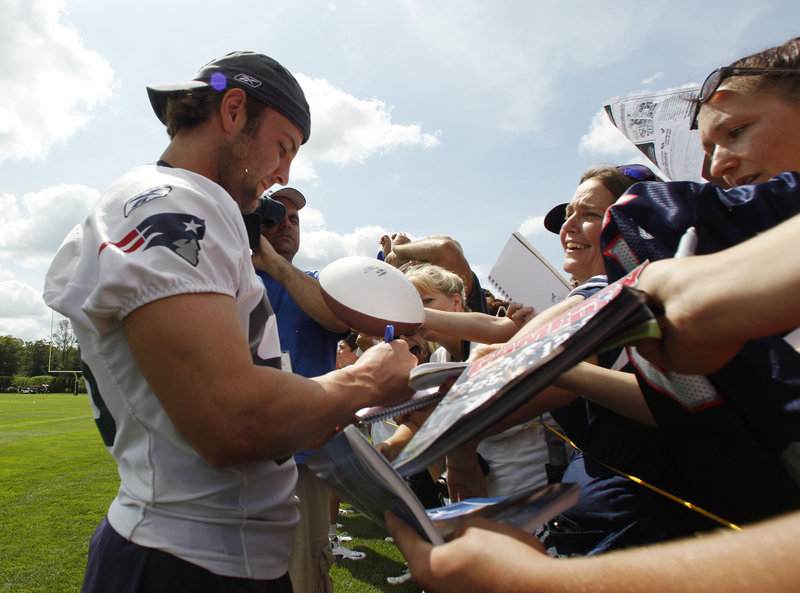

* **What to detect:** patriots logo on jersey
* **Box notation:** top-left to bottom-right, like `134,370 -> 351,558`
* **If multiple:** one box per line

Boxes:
99,213 -> 206,267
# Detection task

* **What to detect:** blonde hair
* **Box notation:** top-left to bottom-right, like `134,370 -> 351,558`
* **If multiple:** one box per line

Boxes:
401,263 -> 470,311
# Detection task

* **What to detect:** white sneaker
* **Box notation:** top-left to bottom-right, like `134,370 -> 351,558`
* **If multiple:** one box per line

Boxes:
387,566 -> 413,585
336,531 -> 353,542
330,536 -> 366,560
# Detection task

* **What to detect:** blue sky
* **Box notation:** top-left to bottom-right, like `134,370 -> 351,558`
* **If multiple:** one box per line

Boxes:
1,0 -> 798,341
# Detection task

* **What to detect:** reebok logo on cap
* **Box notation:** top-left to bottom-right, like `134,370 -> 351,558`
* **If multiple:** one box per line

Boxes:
234,73 -> 262,88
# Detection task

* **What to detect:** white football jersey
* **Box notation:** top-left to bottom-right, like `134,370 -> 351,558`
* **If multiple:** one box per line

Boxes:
44,163 -> 298,579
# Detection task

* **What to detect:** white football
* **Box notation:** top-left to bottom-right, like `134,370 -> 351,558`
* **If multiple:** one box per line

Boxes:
319,256 -> 424,337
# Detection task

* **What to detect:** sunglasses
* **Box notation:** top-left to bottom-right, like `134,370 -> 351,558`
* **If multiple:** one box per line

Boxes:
617,164 -> 657,181
690,66 -> 800,129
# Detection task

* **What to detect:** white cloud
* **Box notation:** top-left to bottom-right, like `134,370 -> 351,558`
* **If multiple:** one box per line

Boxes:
578,110 -> 641,158
0,279 -> 53,342
0,316 -> 53,342
0,0 -> 115,164
518,216 -> 549,238
0,183 -> 96,341
295,224 -> 390,272
0,184 -> 99,267
642,72 -> 664,86
290,73 -> 442,180
298,206 -> 326,231
0,280 -> 47,317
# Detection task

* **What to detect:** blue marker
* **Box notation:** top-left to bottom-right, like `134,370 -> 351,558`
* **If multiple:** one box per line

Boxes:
384,324 -> 394,343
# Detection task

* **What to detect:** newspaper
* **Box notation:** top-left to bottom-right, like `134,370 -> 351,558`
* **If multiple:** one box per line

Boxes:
603,87 -> 707,183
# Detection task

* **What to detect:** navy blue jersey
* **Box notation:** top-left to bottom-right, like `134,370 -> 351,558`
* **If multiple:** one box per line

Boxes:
600,172 -> 800,521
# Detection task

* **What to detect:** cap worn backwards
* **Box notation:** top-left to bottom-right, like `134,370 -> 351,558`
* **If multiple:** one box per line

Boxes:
544,203 -> 569,234
146,51 -> 311,144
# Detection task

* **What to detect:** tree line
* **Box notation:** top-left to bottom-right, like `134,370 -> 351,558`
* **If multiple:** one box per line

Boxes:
1,320 -> 82,392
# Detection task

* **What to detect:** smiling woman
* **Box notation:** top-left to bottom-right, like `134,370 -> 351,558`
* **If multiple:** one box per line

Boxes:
543,164 -> 661,286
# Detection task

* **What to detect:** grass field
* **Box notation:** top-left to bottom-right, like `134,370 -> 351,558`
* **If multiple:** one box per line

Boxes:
0,393 -> 421,592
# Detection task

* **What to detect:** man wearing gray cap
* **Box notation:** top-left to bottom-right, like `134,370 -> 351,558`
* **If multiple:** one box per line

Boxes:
43,51 -> 416,593
254,187 -> 362,593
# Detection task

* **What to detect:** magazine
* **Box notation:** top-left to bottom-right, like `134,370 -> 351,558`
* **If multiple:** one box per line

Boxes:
392,263 -> 660,477
487,232 -> 572,311
306,424 -> 580,544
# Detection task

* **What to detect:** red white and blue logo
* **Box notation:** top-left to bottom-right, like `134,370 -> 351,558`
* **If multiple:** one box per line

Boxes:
99,213 -> 206,267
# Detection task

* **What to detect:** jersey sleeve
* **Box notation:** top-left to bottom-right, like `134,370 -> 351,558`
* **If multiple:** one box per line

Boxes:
49,169 -> 253,335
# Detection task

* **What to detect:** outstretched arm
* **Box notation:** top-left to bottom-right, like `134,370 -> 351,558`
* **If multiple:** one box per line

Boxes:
422,308 -> 523,345
387,509 -> 800,593
252,235 -> 349,332
390,235 -> 475,295
554,362 -> 655,426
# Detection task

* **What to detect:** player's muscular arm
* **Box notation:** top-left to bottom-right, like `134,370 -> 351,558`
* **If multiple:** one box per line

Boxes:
124,292 -> 415,466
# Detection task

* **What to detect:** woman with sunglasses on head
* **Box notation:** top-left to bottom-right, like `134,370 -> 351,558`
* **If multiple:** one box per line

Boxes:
600,35 -> 800,528
692,37 -> 800,188
604,30 -> 800,546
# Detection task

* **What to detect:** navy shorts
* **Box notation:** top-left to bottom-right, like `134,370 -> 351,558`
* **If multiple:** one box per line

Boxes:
82,517 -> 294,593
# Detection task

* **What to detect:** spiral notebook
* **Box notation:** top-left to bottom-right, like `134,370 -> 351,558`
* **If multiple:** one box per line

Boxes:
355,362 -> 468,424
487,232 -> 571,312
355,388 -> 445,424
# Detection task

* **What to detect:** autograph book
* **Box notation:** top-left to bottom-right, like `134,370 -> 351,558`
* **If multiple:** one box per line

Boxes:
355,362 -> 469,424
487,232 -> 572,311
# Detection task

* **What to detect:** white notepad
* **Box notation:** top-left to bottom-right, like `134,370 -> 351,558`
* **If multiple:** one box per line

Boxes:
488,232 -> 572,312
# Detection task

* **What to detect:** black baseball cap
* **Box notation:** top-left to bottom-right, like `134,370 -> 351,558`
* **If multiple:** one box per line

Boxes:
543,203 -> 569,234
146,51 -> 311,144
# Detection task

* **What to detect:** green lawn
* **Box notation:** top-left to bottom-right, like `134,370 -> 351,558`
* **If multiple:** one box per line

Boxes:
0,394 -> 420,592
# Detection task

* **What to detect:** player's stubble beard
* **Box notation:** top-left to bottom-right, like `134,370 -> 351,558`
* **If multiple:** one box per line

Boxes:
217,127 -> 262,215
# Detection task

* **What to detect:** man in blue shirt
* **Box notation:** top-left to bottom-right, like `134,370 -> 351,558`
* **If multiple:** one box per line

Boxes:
253,187 -> 353,593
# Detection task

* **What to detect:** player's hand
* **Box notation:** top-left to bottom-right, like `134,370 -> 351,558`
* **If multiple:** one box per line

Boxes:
353,340 -> 417,406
